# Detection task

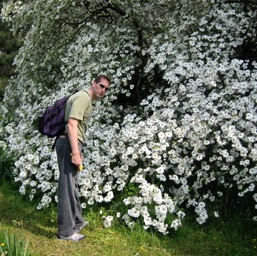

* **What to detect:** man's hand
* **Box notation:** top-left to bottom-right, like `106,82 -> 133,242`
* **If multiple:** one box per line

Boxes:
70,152 -> 82,166
70,153 -> 83,171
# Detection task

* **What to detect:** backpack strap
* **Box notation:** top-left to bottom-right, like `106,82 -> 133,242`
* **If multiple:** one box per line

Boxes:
52,136 -> 59,150
52,89 -> 90,150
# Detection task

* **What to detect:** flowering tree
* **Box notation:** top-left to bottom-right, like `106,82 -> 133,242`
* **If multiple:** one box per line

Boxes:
1,0 -> 257,234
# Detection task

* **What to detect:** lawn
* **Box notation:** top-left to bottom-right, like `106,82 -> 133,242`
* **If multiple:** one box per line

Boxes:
0,181 -> 256,256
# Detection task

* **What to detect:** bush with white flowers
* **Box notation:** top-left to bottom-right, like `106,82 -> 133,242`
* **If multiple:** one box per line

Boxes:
1,0 -> 257,234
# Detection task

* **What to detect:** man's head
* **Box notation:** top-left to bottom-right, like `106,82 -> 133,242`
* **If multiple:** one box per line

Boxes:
90,74 -> 112,100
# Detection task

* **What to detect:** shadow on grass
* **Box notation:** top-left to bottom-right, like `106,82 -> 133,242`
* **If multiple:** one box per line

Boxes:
0,181 -> 57,239
1,180 -> 257,256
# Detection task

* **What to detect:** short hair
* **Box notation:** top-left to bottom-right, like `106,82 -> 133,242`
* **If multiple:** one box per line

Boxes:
94,74 -> 112,85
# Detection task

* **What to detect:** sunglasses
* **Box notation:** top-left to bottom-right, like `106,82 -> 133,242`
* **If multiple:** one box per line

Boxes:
99,83 -> 109,91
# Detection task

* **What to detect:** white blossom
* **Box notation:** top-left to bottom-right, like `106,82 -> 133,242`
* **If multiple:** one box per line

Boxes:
1,0 -> 257,235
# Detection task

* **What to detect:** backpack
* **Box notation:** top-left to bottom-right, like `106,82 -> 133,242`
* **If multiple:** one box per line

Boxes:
38,95 -> 70,138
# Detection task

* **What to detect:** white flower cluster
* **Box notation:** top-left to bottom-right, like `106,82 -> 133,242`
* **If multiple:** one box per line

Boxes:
0,141 -> 6,149
1,1 -> 257,234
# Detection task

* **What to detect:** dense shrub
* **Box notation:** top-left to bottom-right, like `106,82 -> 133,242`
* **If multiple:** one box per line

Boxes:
1,0 -> 256,234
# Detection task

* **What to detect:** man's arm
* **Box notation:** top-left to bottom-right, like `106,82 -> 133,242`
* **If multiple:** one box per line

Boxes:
67,117 -> 81,167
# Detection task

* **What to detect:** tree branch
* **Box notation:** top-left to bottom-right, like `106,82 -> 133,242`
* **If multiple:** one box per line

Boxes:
223,0 -> 257,5
106,3 -> 126,16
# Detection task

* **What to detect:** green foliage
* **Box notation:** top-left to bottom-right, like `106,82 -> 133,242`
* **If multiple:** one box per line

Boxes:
0,0 -> 20,97
1,0 -> 257,236
172,215 -> 257,256
0,1 -> 21,51
0,182 -> 256,256
0,229 -> 30,256
0,147 -> 14,183
0,77 -> 8,99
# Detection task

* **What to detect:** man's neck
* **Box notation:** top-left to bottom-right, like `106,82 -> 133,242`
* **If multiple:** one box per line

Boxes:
88,87 -> 96,101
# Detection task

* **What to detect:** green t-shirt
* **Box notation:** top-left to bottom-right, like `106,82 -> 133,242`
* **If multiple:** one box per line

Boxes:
65,90 -> 92,142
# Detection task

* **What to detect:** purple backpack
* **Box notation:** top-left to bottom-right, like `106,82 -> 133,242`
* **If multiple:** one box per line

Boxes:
38,95 -> 70,138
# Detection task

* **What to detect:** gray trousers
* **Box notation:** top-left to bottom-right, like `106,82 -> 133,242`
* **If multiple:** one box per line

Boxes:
56,136 -> 84,237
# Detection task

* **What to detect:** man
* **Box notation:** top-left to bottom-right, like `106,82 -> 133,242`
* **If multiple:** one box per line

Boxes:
56,74 -> 111,241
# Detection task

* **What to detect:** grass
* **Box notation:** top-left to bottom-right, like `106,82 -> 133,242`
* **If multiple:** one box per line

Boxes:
0,228 -> 29,256
0,180 -> 256,256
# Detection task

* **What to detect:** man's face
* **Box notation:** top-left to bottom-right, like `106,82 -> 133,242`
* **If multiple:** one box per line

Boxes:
92,78 -> 110,99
